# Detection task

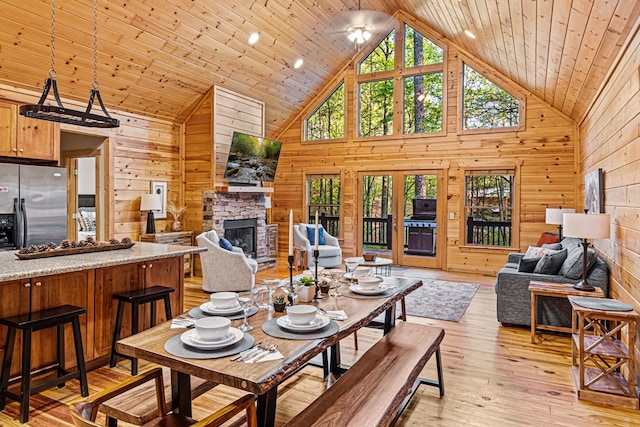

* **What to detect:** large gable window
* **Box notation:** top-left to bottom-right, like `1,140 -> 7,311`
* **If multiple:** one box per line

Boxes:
359,31 -> 395,74
462,64 -> 520,130
305,83 -> 345,141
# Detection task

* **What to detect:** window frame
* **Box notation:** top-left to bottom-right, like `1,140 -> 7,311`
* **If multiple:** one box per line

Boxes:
457,58 -> 526,135
304,171 -> 343,239
303,81 -> 347,143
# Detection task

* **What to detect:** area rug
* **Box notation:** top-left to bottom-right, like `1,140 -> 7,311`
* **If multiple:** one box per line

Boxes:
390,269 -> 479,322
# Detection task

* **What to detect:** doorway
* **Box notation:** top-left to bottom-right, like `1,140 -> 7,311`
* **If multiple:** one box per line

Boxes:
359,170 -> 444,269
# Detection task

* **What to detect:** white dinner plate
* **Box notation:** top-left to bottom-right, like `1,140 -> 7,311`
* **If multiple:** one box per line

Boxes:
200,301 -> 243,315
189,330 -> 236,346
344,273 -> 384,281
276,315 -> 330,332
349,284 -> 390,295
180,327 -> 243,350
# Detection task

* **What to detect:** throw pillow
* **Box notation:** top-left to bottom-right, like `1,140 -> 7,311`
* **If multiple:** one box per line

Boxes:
518,257 -> 541,273
534,248 -> 568,275
537,232 -> 559,246
524,246 -> 548,259
561,247 -> 597,279
306,226 -> 325,246
218,237 -> 233,251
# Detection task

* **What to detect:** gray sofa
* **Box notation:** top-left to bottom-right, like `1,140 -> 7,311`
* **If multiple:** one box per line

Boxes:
495,238 -> 609,328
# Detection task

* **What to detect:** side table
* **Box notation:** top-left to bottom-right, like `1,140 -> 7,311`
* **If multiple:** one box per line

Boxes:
569,296 -> 639,409
528,281 -> 604,344
344,257 -> 393,276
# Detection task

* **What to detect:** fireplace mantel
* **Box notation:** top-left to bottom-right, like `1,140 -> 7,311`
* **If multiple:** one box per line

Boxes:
215,184 -> 274,193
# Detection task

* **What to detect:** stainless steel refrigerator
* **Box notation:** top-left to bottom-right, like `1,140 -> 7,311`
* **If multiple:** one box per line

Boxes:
0,164 -> 67,251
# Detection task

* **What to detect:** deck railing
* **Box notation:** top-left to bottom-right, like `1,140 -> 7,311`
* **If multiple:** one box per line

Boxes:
465,217 -> 512,246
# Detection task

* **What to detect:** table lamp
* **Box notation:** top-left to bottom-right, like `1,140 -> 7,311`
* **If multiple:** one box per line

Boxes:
545,207 -> 575,241
562,212 -> 610,291
141,194 -> 162,234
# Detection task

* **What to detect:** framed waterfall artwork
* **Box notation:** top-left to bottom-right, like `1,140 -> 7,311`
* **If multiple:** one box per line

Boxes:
151,181 -> 167,219
584,168 -> 604,214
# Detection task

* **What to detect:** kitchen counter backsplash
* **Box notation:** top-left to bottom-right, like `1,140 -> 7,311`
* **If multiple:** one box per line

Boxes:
0,242 -> 205,282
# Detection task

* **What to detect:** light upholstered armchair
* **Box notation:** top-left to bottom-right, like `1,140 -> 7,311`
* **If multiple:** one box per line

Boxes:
196,230 -> 258,292
293,223 -> 342,268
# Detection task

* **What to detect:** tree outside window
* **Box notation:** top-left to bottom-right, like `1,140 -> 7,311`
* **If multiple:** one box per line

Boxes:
305,83 -> 345,141
307,176 -> 341,236
359,31 -> 395,74
359,79 -> 394,137
404,73 -> 443,133
465,172 -> 513,246
462,64 -> 520,129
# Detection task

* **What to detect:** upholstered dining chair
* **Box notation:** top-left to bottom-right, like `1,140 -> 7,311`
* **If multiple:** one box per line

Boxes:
196,230 -> 258,292
293,224 -> 342,268
69,367 -> 257,427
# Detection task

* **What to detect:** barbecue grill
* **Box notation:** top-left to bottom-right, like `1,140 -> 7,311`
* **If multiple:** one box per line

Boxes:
405,199 -> 436,255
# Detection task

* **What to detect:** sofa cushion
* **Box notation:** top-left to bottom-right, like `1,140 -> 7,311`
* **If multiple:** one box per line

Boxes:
524,245 -> 557,259
536,232 -> 559,246
561,247 -> 597,279
518,257 -> 540,273
318,245 -> 341,257
541,243 -> 562,250
534,248 -> 568,275
218,237 -> 234,251
306,226 -> 325,246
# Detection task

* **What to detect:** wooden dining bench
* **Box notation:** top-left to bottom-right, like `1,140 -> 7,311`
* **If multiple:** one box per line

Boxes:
285,322 -> 445,427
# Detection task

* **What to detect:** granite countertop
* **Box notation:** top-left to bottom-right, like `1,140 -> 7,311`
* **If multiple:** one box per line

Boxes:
0,242 -> 206,282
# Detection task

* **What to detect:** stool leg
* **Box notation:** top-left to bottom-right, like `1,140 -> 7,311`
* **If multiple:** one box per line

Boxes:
110,300 -> 125,368
150,300 -> 157,327
131,302 -> 139,376
56,323 -> 65,388
435,348 -> 444,397
71,317 -> 89,397
164,295 -> 173,320
0,327 -> 16,410
19,327 -> 32,423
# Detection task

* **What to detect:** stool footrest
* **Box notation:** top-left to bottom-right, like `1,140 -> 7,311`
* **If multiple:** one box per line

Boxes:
113,286 -> 174,304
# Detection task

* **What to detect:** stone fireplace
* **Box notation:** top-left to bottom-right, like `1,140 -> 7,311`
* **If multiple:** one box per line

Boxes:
202,190 -> 272,268
223,218 -> 258,259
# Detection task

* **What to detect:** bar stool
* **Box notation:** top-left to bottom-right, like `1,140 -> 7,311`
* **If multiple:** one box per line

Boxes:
110,286 -> 174,375
0,304 -> 89,423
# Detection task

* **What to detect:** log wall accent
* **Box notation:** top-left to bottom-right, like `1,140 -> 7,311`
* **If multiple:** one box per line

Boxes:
273,13 -> 577,275
184,85 -> 265,238
0,84 -> 181,242
579,23 -> 640,372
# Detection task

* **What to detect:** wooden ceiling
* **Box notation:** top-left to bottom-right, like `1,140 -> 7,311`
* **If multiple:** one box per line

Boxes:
0,0 -> 638,136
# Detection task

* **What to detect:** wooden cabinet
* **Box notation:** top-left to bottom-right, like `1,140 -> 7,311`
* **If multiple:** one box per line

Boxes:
265,224 -> 278,258
93,257 -> 183,358
570,296 -> 640,409
0,99 -> 59,161
140,231 -> 194,276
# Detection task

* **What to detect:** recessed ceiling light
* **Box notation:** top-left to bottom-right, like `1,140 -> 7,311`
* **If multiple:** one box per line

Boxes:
294,59 -> 304,69
248,33 -> 260,45
464,30 -> 476,39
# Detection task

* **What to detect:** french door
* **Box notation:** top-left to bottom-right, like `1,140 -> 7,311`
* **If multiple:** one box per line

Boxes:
359,170 -> 443,269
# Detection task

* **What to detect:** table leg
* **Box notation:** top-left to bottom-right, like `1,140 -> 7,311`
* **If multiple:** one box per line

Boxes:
530,291 -> 536,344
171,370 -> 192,417
384,305 -> 397,335
256,386 -> 278,427
330,342 -> 342,376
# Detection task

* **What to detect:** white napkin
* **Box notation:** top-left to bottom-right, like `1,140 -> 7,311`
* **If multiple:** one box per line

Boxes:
170,317 -> 196,329
244,350 -> 284,364
325,310 -> 348,320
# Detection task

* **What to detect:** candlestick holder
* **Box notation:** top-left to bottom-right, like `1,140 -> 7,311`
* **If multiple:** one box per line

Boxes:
312,249 -> 324,300
288,255 -> 296,306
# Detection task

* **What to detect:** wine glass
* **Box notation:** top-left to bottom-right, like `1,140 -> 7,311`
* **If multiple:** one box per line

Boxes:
263,279 -> 280,312
345,259 -> 360,282
237,291 -> 257,332
326,269 -> 344,298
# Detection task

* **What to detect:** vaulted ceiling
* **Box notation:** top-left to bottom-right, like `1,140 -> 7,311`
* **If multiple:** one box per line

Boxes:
0,0 -> 638,136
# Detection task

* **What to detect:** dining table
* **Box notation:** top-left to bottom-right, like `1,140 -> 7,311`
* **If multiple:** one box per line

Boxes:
116,276 -> 422,427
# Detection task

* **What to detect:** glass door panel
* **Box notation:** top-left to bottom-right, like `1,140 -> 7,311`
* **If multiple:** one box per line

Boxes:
361,174 -> 393,258
400,173 -> 439,268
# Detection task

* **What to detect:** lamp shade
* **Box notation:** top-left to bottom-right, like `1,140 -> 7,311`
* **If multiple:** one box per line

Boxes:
546,207 -> 575,225
140,194 -> 162,211
562,213 -> 610,239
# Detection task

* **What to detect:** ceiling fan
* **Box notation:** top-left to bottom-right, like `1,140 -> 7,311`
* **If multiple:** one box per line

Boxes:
330,0 -> 395,49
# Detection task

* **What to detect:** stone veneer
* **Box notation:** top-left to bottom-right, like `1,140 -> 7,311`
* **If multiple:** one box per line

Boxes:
202,190 -> 267,260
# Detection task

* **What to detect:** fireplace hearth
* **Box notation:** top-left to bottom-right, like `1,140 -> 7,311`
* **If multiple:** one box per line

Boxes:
224,218 -> 258,259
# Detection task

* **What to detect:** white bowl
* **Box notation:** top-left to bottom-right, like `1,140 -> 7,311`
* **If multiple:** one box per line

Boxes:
358,276 -> 382,289
286,305 -> 317,325
195,316 -> 231,342
353,267 -> 370,278
210,292 -> 238,309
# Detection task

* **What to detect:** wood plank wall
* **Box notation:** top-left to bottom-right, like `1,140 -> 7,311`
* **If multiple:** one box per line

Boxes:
0,84 -> 181,242
183,85 -> 265,239
273,12 -> 577,275
579,23 -> 640,370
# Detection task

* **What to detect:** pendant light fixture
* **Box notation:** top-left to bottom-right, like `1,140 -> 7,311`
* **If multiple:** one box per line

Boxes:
19,0 -> 119,128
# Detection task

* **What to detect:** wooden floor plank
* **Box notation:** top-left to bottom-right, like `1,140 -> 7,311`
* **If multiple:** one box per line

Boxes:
1,259 -> 638,426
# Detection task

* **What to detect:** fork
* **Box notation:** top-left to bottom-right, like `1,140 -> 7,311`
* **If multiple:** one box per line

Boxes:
246,344 -> 279,363
231,341 -> 269,361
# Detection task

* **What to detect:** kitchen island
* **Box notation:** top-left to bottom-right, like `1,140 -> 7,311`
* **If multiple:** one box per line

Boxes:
0,242 -> 206,376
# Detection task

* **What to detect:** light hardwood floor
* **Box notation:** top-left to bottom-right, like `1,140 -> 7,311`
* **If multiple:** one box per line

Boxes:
2,260 -> 638,426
